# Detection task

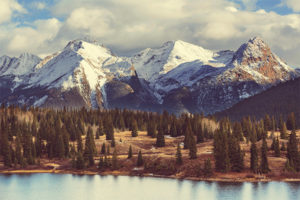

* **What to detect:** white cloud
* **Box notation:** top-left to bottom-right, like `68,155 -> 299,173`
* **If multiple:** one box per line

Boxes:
0,0 -> 26,24
4,18 -> 62,56
32,2 -> 46,10
1,0 -> 300,67
285,0 -> 300,12
238,0 -> 258,10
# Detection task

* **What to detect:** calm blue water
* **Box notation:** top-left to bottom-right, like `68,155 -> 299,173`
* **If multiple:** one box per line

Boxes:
0,174 -> 300,200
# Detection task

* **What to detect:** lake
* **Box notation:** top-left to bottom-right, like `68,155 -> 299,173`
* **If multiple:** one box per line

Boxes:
0,174 -> 300,200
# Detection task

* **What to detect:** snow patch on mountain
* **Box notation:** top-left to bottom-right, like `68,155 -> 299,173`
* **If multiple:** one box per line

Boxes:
0,53 -> 41,76
132,40 -> 218,82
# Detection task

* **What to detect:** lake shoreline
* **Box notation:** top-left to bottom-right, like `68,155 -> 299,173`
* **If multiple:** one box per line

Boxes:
1,169 -> 300,183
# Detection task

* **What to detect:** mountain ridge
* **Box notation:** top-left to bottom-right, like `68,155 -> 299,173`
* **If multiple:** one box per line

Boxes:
0,37 -> 298,114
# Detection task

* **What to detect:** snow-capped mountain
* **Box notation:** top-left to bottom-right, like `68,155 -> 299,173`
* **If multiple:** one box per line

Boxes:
0,37 -> 298,114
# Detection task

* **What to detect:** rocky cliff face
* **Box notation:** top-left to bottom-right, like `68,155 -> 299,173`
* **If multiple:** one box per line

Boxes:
0,37 -> 298,114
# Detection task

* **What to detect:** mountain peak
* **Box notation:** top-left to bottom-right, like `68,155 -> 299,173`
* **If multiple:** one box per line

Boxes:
233,37 -> 271,65
248,36 -> 267,46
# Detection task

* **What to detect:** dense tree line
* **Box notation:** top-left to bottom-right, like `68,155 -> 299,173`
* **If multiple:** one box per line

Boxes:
0,105 -> 212,170
1,104 -> 299,176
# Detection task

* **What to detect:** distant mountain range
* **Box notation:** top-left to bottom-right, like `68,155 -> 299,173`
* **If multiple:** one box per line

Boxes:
0,37 -> 298,114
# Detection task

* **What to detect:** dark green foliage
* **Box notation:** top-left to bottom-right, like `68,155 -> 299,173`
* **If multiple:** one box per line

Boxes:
101,143 -> 106,154
111,137 -> 116,147
232,122 -> 244,141
189,135 -> 197,159
128,145 -> 132,159
175,143 -> 183,165
98,156 -> 105,170
287,112 -> 296,130
203,158 -> 213,177
260,138 -> 270,173
131,119 -> 138,137
228,135 -> 244,172
287,129 -> 299,171
217,77 -> 300,128
56,134 -> 65,159
147,120 -> 156,138
280,122 -> 288,139
107,145 -> 110,155
84,126 -> 96,166
170,120 -> 177,137
264,114 -> 272,131
137,150 -> 144,166
281,142 -> 286,151
213,119 -> 231,172
156,125 -> 165,147
183,121 -> 194,149
104,116 -> 114,140
196,122 -> 204,143
15,136 -> 22,164
112,148 -> 118,170
104,154 -> 111,168
77,135 -> 83,153
250,141 -> 258,173
75,152 -> 85,169
274,137 -> 280,157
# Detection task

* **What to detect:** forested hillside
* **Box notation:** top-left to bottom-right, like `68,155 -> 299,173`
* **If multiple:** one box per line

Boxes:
218,77 -> 300,127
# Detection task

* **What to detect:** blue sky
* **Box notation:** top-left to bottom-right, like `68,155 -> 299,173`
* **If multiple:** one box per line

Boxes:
1,0 -> 300,67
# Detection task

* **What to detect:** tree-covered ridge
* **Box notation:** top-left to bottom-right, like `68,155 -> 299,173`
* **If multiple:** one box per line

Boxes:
217,77 -> 300,128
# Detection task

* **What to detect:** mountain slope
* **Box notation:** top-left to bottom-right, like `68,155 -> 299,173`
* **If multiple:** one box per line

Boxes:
0,37 -> 298,114
216,77 -> 300,126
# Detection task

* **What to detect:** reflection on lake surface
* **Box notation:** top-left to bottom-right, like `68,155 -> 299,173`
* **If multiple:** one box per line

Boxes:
0,174 -> 300,200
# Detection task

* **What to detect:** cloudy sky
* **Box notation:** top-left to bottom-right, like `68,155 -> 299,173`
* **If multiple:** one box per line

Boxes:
1,0 -> 300,67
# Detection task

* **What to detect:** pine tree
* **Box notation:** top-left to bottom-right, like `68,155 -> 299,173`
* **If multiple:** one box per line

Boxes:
170,120 -> 177,137
111,136 -> 116,147
286,112 -> 296,130
112,148 -> 118,170
274,137 -> 280,157
76,152 -> 85,170
105,116 -> 114,140
250,140 -> 258,173
183,121 -> 194,149
101,143 -> 106,154
213,120 -> 231,172
84,126 -> 96,166
137,150 -> 144,166
260,137 -> 270,173
156,125 -> 165,147
287,129 -> 299,171
131,119 -> 138,137
15,136 -> 22,164
77,134 -> 83,153
56,134 -> 65,159
147,120 -> 156,138
107,145 -> 110,155
281,142 -> 286,151
229,135 -> 244,172
196,121 -> 204,143
98,156 -> 104,170
203,158 -> 213,177
280,122 -> 288,139
271,138 -> 276,150
189,135 -> 197,159
233,122 -> 244,141
104,154 -> 110,168
128,145 -> 133,159
175,143 -> 183,165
